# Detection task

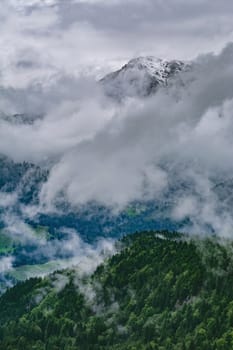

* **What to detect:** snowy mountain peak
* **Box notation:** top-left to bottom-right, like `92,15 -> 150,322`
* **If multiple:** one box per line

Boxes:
101,56 -> 186,99
124,56 -> 183,83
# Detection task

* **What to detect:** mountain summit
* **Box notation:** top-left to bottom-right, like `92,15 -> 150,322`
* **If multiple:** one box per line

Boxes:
101,56 -> 186,99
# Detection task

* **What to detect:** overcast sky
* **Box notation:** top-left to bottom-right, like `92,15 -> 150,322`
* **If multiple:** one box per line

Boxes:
1,0 -> 233,86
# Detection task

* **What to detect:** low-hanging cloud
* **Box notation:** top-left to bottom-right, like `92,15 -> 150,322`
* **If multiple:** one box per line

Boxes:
4,0 -> 233,295
0,210 -> 116,293
0,256 -> 14,274
32,45 -> 233,235
1,37 -> 233,236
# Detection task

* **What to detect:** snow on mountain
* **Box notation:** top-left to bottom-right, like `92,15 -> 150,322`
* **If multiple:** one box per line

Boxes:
101,56 -> 187,99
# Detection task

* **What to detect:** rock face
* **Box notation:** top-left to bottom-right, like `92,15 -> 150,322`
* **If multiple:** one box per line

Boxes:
101,56 -> 186,99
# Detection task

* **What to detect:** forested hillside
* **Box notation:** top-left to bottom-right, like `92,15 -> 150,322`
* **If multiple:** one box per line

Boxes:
1,231 -> 233,349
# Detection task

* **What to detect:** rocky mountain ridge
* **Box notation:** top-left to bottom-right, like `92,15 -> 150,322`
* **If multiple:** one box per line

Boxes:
101,56 -> 188,99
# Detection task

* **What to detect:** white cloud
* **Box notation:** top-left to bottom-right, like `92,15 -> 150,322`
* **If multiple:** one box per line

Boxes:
0,192 -> 18,208
9,0 -> 58,9
1,0 -> 233,92
0,1 -> 233,237
29,44 -> 233,236
0,256 -> 14,274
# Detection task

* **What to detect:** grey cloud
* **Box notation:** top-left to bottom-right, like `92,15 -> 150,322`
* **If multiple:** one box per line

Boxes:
1,1 -> 233,238
30,44 -> 233,236
0,256 -> 14,274
5,0 -> 233,291
56,0 -> 233,60
1,0 -> 233,90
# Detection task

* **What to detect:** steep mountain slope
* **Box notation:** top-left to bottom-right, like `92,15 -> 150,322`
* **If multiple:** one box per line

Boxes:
101,56 -> 187,99
1,231 -> 233,349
